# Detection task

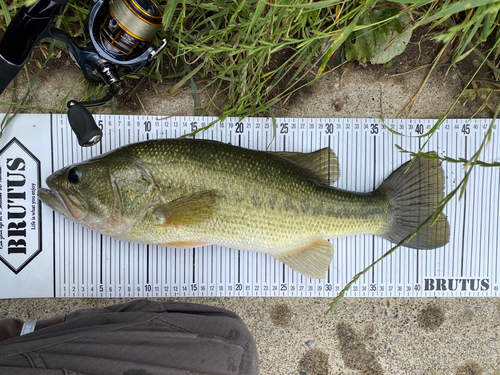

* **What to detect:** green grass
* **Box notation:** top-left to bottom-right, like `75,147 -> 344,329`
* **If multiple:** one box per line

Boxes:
159,0 -> 500,119
1,0 -> 499,312
1,0 -> 498,120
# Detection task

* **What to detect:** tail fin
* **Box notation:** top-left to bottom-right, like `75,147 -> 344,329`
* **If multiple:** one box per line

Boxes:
376,154 -> 450,249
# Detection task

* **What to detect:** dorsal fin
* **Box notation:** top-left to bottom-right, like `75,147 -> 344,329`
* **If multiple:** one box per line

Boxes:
274,148 -> 339,184
273,239 -> 334,279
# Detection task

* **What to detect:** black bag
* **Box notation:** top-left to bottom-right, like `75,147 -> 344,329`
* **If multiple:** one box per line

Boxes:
0,300 -> 259,375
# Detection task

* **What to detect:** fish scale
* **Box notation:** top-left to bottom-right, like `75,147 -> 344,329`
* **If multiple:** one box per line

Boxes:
39,137 -> 449,279
106,139 -> 388,249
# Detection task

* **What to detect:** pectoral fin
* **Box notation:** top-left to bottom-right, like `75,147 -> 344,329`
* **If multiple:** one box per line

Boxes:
273,239 -> 334,279
154,190 -> 219,227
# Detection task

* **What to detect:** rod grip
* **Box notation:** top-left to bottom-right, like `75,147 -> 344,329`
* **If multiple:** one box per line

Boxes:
67,104 -> 102,146
0,55 -> 24,94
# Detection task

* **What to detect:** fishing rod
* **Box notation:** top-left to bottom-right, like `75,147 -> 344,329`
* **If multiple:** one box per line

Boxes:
0,0 -> 166,146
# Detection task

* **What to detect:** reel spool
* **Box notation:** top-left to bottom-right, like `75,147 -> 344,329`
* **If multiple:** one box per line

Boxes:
101,0 -> 163,57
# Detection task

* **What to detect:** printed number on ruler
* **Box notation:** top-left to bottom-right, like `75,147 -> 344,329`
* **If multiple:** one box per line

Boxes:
51,115 -> 500,298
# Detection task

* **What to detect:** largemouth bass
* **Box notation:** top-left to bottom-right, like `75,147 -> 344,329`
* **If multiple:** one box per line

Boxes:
38,138 -> 449,279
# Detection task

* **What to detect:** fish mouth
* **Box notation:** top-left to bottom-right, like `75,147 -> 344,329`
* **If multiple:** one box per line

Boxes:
38,186 -> 87,221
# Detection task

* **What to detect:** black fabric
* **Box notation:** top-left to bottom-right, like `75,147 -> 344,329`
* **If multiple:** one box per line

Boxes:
0,300 -> 259,375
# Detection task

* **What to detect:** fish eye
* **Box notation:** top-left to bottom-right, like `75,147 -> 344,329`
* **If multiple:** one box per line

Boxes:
67,167 -> 82,183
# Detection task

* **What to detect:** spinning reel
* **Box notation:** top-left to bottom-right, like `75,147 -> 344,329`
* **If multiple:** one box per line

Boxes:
0,0 -> 166,146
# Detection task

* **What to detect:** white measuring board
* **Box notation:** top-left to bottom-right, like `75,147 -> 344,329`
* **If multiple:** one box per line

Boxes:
0,114 -> 498,299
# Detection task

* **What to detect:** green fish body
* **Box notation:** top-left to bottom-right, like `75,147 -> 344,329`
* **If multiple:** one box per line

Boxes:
38,138 -> 450,278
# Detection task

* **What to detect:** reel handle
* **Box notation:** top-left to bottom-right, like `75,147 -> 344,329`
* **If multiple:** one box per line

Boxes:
66,62 -> 122,146
67,102 -> 103,147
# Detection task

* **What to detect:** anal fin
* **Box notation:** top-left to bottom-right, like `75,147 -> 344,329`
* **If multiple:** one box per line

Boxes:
273,239 -> 334,279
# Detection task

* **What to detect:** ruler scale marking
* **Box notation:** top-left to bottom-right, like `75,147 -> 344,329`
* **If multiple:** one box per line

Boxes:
1,114 -> 498,298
